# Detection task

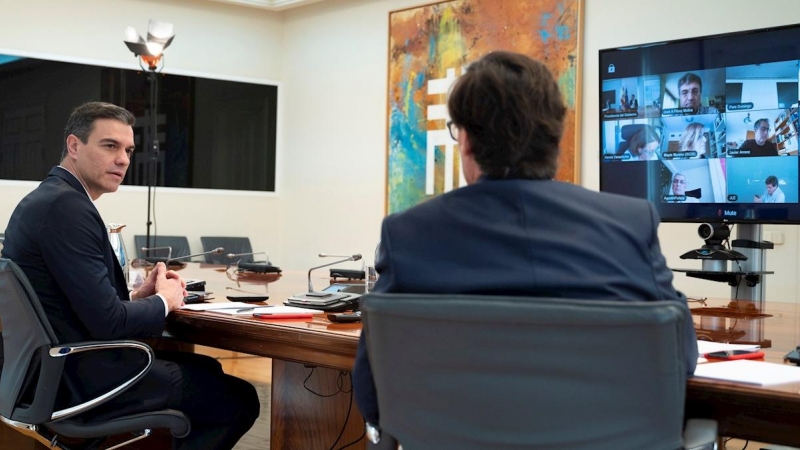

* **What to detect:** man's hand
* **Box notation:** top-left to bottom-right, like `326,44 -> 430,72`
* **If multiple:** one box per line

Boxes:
131,262 -> 162,299
156,265 -> 187,312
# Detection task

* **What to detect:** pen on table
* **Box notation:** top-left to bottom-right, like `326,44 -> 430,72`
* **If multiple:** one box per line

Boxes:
253,313 -> 313,319
236,307 -> 256,313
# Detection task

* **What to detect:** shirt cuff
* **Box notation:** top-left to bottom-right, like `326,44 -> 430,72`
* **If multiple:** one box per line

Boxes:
155,293 -> 169,317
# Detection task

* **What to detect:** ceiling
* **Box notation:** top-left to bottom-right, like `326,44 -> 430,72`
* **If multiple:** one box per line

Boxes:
201,0 -> 330,11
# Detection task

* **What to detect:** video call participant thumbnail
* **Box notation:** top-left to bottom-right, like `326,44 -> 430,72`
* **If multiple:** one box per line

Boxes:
665,172 -> 699,203
754,175 -> 785,203
677,72 -> 719,115
738,119 -> 778,157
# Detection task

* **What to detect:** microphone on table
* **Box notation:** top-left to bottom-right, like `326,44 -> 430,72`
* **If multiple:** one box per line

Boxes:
140,246 -> 174,262
227,251 -> 270,264
308,253 -> 362,292
162,247 -> 225,266
227,252 -> 282,274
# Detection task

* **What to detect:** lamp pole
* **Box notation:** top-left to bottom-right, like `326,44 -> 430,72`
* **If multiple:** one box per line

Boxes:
145,68 -> 159,250
123,20 -> 174,251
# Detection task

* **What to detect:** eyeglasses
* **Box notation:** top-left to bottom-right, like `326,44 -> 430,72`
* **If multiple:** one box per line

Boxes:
673,179 -> 687,185
447,120 -> 459,141
757,126 -> 770,132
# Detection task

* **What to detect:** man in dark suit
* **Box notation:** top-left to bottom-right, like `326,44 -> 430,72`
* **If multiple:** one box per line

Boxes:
1,102 -> 259,449
353,51 -> 698,429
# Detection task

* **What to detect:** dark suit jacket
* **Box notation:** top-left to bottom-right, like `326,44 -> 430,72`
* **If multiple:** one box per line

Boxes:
1,167 -> 166,408
353,177 -> 698,426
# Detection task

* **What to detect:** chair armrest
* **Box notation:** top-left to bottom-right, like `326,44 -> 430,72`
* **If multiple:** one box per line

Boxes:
47,340 -> 154,422
683,418 -> 718,450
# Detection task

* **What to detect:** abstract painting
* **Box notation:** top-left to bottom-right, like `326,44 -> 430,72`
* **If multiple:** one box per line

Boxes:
386,0 -> 583,214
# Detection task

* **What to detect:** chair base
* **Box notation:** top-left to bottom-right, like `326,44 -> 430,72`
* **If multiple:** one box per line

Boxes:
2,415 -> 156,450
1,415 -> 57,447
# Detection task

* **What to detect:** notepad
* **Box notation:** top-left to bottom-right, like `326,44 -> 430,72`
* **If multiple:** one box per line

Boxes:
693,360 -> 800,386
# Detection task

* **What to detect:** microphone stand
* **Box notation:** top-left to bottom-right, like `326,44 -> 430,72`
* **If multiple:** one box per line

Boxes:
164,247 -> 224,266
308,254 -> 362,292
227,252 -> 270,264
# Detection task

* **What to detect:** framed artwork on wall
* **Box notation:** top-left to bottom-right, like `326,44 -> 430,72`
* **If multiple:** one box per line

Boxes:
386,0 -> 583,214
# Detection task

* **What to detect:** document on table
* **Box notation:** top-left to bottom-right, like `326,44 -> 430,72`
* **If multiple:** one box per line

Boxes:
697,340 -> 760,356
693,360 -> 800,386
181,302 -> 321,315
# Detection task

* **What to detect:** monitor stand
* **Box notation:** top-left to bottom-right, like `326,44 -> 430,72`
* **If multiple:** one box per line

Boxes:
673,223 -> 775,347
733,224 -> 767,304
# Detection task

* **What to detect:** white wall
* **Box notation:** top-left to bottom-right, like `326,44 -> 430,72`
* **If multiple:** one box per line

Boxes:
2,0 -> 800,303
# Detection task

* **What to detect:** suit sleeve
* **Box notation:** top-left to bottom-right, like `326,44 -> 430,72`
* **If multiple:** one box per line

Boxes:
645,202 -> 698,374
38,194 -> 165,340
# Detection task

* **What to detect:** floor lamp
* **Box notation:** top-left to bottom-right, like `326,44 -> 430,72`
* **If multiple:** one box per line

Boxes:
123,20 -> 175,250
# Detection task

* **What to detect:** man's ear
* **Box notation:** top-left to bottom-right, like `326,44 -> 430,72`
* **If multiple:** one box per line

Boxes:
65,134 -> 81,159
458,129 -> 473,158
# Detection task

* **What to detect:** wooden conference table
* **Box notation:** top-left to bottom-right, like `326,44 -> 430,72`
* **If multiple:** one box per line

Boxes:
163,263 -> 800,449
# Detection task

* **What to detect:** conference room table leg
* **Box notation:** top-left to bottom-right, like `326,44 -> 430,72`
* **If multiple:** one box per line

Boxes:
270,360 -> 366,450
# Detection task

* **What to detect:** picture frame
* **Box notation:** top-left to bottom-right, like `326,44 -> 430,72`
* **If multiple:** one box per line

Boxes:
386,0 -> 583,214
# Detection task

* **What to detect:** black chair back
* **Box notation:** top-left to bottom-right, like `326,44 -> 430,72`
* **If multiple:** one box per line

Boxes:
200,236 -> 253,264
362,293 -> 688,450
0,258 -> 63,424
0,258 -> 190,447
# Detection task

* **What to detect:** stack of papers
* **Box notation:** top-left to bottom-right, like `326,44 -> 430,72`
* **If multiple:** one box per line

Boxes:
697,341 -> 760,355
694,360 -> 800,386
181,302 -> 322,315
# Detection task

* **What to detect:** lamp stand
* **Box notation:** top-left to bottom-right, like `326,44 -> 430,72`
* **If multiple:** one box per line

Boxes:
144,68 -> 159,250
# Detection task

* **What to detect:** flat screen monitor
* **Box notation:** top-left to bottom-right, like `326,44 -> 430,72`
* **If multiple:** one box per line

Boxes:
599,24 -> 800,223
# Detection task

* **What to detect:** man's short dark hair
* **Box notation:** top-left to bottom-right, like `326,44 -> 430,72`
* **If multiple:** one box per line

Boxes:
754,118 -> 770,130
62,102 -> 136,159
766,175 -> 778,187
447,51 -> 566,180
678,72 -> 703,91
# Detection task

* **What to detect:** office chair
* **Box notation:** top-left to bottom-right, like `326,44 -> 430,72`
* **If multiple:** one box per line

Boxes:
200,236 -> 253,264
0,258 -> 190,449
134,235 -> 191,263
617,123 -> 663,156
361,293 -> 717,450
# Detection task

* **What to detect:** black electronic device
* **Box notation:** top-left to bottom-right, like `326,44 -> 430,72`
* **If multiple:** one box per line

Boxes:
599,23 -> 800,224
323,283 -> 366,294
237,262 -> 282,274
680,223 -> 747,265
185,279 -> 206,292
184,293 -> 204,304
330,268 -> 365,280
226,295 -> 269,303
785,346 -> 800,366
287,292 -> 349,306
285,293 -> 361,313
327,311 -> 362,323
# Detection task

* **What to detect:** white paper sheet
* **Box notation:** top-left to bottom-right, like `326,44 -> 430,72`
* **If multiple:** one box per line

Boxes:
693,360 -> 800,386
181,302 -> 321,315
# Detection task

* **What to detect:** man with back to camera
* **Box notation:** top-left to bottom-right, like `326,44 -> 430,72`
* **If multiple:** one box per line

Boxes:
1,102 -> 259,449
738,118 -> 779,157
352,51 -> 698,430
754,175 -> 785,203
678,72 -> 718,115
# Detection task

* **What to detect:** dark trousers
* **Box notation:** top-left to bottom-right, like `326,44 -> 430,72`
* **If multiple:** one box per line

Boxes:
86,351 -> 260,450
